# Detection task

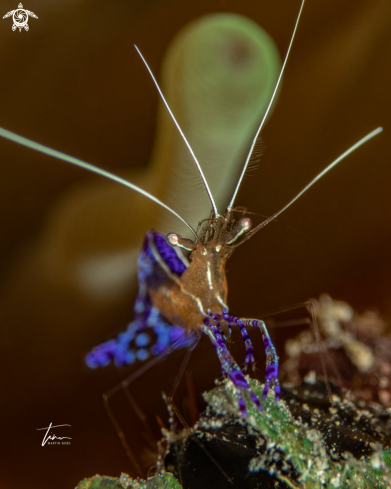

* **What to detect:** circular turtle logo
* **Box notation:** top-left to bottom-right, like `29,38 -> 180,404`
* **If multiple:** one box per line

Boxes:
3,3 -> 38,32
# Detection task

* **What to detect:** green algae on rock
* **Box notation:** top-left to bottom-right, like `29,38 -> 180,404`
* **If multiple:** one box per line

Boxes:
75,472 -> 181,489
166,379 -> 391,488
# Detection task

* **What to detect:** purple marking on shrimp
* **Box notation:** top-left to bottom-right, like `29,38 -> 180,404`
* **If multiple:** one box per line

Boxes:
237,397 -> 247,417
217,315 -> 281,402
237,319 -> 255,370
85,339 -> 117,368
266,364 -> 278,377
85,232 -> 193,370
151,231 -> 187,276
221,308 -> 232,335
273,382 -> 281,401
203,317 -> 225,347
230,370 -> 248,388
202,317 -> 262,416
210,313 -> 227,340
263,361 -> 280,400
210,309 -> 281,402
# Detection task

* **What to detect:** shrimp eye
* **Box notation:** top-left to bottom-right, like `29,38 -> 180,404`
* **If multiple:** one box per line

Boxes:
240,218 -> 252,231
166,233 -> 179,246
166,233 -> 196,252
227,217 -> 252,244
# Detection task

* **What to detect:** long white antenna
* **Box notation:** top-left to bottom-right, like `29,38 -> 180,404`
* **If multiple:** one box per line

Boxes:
0,126 -> 199,240
228,0 -> 306,211
134,45 -> 219,217
235,127 -> 383,245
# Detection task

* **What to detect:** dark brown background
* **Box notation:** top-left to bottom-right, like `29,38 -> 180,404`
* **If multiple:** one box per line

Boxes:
1,0 -> 391,488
